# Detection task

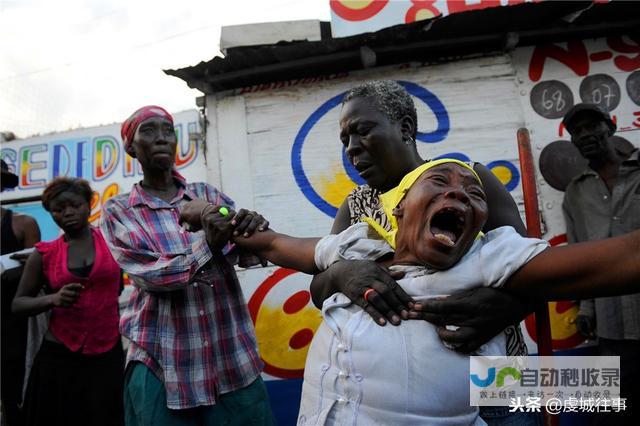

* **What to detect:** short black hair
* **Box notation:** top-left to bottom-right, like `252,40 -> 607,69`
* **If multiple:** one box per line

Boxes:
343,80 -> 418,138
42,177 -> 93,211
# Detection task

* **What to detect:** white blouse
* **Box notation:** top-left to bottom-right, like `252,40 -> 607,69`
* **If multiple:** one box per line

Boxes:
298,224 -> 548,426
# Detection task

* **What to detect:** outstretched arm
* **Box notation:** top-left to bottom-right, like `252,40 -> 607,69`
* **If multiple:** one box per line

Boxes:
232,228 -> 320,275
504,229 -> 640,299
180,200 -> 320,274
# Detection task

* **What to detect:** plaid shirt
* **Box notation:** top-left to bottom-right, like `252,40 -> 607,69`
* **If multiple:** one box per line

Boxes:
100,171 -> 262,409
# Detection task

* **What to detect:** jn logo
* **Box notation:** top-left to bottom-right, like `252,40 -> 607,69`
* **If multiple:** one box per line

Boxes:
471,367 -> 521,388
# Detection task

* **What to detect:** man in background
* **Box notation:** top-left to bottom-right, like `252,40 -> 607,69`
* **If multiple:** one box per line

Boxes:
562,103 -> 640,424
1,160 -> 40,426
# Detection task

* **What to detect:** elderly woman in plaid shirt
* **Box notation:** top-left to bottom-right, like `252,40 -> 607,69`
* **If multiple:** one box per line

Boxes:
100,106 -> 275,426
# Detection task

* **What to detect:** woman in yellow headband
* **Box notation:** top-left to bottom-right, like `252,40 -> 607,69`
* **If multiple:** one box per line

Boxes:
310,80 -> 530,361
306,81 -> 535,426
181,159 -> 639,425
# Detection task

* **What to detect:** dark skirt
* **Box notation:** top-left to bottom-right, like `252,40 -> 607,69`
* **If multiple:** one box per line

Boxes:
23,339 -> 125,426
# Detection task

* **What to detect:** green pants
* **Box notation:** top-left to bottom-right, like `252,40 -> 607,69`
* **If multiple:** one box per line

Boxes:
124,363 -> 276,426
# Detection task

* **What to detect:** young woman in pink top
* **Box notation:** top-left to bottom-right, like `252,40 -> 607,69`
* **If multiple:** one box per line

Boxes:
12,177 -> 124,426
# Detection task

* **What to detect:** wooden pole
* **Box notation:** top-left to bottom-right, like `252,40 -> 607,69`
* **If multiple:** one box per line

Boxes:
517,128 -> 558,426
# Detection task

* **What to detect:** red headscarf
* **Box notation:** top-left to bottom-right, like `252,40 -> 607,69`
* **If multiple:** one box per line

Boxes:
121,105 -> 173,151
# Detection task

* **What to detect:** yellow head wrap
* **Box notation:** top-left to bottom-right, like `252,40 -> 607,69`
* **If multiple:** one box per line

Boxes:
362,159 -> 481,249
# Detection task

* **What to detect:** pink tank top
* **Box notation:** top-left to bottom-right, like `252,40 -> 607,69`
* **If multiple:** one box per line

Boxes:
35,227 -> 120,354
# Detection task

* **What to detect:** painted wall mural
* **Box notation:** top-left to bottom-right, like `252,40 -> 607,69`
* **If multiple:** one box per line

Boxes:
276,58 -> 526,240
221,56 -> 530,398
513,36 -> 639,235
513,36 -> 640,351
4,36 -> 639,423
330,0 -> 542,38
291,80 -> 451,218
0,109 -> 201,241
232,38 -> 638,383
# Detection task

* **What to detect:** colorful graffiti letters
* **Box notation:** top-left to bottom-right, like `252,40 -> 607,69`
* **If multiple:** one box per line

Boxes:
529,41 -> 590,83
174,123 -> 199,169
607,36 -> 640,73
89,183 -> 120,224
19,144 -> 47,189
0,121 -> 198,191
51,139 -> 92,180
529,37 -> 640,83
93,137 -> 120,181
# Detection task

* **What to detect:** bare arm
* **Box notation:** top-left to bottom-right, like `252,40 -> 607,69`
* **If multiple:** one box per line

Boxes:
18,214 -> 41,248
232,229 -> 320,274
7,214 -> 41,265
504,230 -> 640,299
12,251 -> 82,316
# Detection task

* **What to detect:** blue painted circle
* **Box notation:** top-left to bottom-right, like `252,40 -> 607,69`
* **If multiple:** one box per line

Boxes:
291,81 -> 450,218
397,80 -> 450,143
433,152 -> 470,162
486,160 -> 520,192
291,93 -> 345,217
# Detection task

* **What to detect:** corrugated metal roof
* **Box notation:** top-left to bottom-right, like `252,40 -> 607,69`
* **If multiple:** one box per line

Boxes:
165,1 -> 640,94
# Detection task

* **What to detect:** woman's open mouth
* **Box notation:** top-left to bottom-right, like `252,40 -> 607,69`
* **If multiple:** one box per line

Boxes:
430,207 -> 465,247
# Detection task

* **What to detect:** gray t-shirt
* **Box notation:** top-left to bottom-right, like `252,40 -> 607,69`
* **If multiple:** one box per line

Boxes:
562,149 -> 640,340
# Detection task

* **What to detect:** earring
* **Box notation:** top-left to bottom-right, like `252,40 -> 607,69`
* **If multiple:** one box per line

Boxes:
405,136 -> 414,146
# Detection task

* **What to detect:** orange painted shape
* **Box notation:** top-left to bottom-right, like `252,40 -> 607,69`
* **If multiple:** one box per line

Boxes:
248,268 -> 323,379
330,0 -> 389,21
405,0 -> 439,23
289,328 -> 315,350
283,290 -> 311,314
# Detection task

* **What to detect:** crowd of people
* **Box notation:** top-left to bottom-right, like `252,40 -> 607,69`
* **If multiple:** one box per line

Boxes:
0,81 -> 638,426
